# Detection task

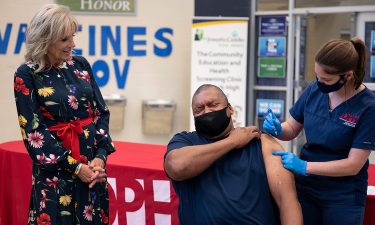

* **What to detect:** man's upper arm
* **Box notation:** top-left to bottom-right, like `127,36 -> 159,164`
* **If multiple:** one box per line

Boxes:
165,132 -> 192,156
164,132 -> 193,178
260,134 -> 296,202
260,134 -> 303,225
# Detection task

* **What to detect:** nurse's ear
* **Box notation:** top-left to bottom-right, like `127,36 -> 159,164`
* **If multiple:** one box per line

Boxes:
344,71 -> 354,81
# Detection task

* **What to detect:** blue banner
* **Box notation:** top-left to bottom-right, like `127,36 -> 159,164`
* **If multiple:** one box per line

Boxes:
258,36 -> 286,57
260,16 -> 286,36
256,99 -> 284,118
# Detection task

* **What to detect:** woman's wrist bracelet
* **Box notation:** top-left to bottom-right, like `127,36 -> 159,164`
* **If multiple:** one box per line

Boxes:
74,163 -> 82,176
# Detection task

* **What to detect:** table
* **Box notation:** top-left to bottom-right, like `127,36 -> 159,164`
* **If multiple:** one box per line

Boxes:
1,140 -> 375,225
0,141 -> 179,225
365,164 -> 375,225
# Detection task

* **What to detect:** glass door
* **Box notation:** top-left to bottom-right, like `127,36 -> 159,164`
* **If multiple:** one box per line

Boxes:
292,12 -> 358,153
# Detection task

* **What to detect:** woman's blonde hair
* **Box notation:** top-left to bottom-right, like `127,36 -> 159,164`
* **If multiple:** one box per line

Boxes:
25,4 -> 78,72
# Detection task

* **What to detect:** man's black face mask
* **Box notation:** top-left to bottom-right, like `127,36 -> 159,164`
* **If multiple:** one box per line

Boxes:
194,106 -> 230,139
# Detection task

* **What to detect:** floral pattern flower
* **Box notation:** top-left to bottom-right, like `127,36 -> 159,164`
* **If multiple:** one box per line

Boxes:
20,127 -> 27,140
14,77 -> 30,95
97,129 -> 108,137
80,155 -> 88,164
83,204 -> 93,221
67,59 -> 75,66
18,115 -> 27,127
83,128 -> 90,139
39,189 -> 47,211
59,195 -> 72,206
39,106 -> 54,120
74,69 -> 90,82
67,155 -> 77,165
100,209 -> 109,224
45,154 -> 58,164
38,87 -> 55,97
37,213 -> 51,225
68,95 -> 78,110
46,177 -> 59,190
93,108 -> 101,124
28,209 -> 36,223
27,131 -> 45,148
69,84 -> 77,94
90,191 -> 97,203
26,61 -> 37,69
59,62 -> 68,69
36,154 -> 46,164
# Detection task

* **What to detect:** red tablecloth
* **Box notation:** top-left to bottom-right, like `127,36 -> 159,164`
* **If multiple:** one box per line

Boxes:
0,140 -> 179,225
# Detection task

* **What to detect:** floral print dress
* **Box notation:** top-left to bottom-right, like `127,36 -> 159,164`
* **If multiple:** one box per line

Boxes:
14,56 -> 115,225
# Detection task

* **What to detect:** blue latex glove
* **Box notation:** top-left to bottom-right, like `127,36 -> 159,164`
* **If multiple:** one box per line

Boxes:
272,151 -> 308,176
262,108 -> 282,137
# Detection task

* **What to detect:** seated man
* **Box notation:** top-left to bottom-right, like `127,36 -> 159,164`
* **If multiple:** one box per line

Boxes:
164,84 -> 302,225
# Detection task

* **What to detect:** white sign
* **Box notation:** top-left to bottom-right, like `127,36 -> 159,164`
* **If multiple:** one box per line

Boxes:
190,18 -> 249,129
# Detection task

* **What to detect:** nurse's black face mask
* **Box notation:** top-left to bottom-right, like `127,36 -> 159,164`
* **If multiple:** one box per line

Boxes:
316,74 -> 347,94
194,105 -> 230,139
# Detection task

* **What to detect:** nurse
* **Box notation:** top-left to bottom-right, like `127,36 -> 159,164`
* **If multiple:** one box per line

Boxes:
263,37 -> 375,225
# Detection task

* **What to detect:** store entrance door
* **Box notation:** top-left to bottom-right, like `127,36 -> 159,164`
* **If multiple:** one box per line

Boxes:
292,12 -> 356,153
356,12 -> 375,90
356,12 -> 375,162
292,11 -> 375,160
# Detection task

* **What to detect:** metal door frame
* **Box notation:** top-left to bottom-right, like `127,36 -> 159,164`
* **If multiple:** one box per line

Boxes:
248,1 -> 375,153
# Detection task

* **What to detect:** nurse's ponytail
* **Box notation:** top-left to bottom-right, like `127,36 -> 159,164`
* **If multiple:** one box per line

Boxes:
350,37 -> 366,89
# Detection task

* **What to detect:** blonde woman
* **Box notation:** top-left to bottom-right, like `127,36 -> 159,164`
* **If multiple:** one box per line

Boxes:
14,4 -> 115,224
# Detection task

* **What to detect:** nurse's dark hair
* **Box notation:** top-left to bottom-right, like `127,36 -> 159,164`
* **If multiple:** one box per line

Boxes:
314,37 -> 367,89
192,84 -> 229,104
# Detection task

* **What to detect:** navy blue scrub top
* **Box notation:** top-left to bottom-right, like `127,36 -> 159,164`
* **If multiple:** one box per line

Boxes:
290,81 -> 375,206
166,131 -> 280,225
